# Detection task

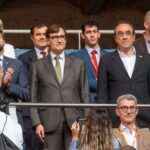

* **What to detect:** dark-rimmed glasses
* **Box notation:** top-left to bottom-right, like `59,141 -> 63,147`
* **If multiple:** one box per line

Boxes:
118,106 -> 137,113
49,35 -> 66,41
115,31 -> 134,37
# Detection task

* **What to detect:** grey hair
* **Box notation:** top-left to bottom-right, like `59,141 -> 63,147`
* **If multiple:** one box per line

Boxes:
144,10 -> 150,22
116,94 -> 137,107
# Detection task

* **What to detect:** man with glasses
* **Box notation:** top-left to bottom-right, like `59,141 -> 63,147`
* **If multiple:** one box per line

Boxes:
113,94 -> 150,150
97,21 -> 150,128
30,24 -> 90,150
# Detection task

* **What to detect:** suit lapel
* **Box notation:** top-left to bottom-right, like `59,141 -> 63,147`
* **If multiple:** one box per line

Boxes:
111,51 -> 129,78
83,49 -> 97,78
3,56 -> 11,71
62,55 -> 71,85
132,50 -> 144,78
31,49 -> 38,61
42,55 -> 60,85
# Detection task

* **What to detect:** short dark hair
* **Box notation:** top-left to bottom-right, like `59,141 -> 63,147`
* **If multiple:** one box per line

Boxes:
46,23 -> 66,38
114,21 -> 135,35
30,20 -> 48,35
81,19 -> 99,33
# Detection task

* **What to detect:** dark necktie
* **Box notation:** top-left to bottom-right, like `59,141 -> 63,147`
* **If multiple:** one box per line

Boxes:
91,50 -> 98,76
54,56 -> 62,84
40,51 -> 47,57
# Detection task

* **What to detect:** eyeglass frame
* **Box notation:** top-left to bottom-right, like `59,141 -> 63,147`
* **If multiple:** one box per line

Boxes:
115,30 -> 134,37
117,106 -> 138,113
49,35 -> 66,41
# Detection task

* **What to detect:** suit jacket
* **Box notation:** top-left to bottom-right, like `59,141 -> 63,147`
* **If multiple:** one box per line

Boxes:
18,48 -> 37,72
97,49 -> 150,127
2,56 -> 30,102
113,128 -> 150,150
134,35 -> 148,53
70,48 -> 107,103
30,54 -> 90,132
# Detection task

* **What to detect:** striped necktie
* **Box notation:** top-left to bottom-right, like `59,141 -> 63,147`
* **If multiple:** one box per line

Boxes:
91,50 -> 98,76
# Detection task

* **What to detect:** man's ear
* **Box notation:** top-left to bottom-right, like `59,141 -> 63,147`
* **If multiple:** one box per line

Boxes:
81,33 -> 85,40
144,21 -> 148,30
115,108 -> 120,117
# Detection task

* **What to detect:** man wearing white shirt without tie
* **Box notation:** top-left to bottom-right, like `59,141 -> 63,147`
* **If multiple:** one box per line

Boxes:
113,94 -> 150,150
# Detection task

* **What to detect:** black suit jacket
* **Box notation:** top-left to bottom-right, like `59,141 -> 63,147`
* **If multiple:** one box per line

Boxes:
97,49 -> 150,127
30,54 -> 90,132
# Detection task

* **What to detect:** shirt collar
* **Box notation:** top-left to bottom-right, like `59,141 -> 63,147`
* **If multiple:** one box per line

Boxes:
0,55 -> 4,61
50,51 -> 65,61
85,46 -> 100,54
118,46 -> 136,57
120,123 -> 136,133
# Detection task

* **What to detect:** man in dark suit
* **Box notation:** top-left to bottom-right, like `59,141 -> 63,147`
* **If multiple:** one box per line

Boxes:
18,21 -> 48,149
30,24 -> 90,150
97,21 -> 150,128
0,30 -> 30,134
18,21 -> 49,71
134,10 -> 150,53
70,19 -> 107,103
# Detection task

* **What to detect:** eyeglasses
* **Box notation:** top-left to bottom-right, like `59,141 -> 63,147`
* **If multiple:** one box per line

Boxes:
118,106 -> 137,113
115,31 -> 134,37
49,35 -> 66,41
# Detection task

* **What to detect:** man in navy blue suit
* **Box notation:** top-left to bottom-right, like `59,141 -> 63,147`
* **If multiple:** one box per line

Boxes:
70,19 -> 107,103
0,29 -> 30,144
18,21 -> 48,149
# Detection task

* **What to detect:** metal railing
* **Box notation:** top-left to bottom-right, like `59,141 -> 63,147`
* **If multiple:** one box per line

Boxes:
7,102 -> 150,109
3,29 -> 145,49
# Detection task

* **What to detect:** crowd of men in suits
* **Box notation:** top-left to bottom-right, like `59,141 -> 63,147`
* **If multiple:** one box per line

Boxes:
0,10 -> 150,150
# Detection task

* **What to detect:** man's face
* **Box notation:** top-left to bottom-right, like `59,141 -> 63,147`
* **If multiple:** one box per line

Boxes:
0,33 -> 5,51
81,25 -> 100,48
114,23 -> 135,52
48,28 -> 66,55
31,26 -> 48,50
116,99 -> 138,125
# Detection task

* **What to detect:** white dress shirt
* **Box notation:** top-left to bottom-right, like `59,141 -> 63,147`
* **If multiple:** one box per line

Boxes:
50,51 -> 65,79
119,124 -> 137,149
85,46 -> 101,64
4,43 -> 16,59
118,47 -> 136,78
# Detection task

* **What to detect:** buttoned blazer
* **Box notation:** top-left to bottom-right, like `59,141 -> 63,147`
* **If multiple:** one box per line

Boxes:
134,35 -> 148,53
113,128 -> 150,150
2,56 -> 30,102
30,54 -> 90,132
97,49 -> 150,127
70,48 -> 107,103
97,49 -> 150,103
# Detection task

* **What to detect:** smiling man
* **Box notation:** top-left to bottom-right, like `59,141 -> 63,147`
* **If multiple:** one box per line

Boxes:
113,94 -> 150,150
97,21 -> 150,128
30,24 -> 90,150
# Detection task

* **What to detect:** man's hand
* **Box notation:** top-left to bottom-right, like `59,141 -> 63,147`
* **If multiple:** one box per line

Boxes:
3,67 -> 14,88
35,124 -> 45,143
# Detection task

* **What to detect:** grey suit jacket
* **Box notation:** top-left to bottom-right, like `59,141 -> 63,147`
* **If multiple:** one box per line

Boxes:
30,54 -> 90,132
